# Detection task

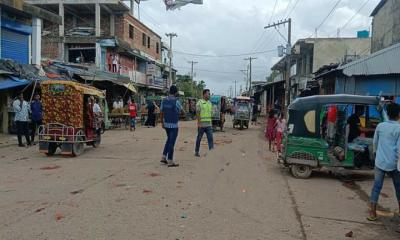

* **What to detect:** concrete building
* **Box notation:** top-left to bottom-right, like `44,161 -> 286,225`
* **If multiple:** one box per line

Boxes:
370,0 -> 400,53
0,0 -> 61,134
27,0 -> 169,92
0,0 -> 61,65
272,37 -> 371,99
315,42 -> 400,99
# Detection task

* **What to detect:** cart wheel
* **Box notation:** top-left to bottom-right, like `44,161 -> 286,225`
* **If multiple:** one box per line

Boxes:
72,137 -> 84,156
92,133 -> 101,148
290,165 -> 312,179
46,143 -> 57,156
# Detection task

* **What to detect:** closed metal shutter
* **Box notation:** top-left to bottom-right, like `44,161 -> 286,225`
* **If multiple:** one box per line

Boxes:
1,28 -> 29,64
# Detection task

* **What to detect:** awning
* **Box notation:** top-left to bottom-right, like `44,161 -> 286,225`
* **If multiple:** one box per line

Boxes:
123,82 -> 137,93
0,76 -> 30,90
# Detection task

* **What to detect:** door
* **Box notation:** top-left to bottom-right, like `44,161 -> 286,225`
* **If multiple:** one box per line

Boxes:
1,28 -> 29,64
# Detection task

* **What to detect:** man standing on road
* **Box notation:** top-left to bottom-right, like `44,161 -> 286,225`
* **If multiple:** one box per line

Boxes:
367,103 -> 400,221
13,93 -> 31,147
195,89 -> 214,157
160,85 -> 181,167
30,93 -> 43,145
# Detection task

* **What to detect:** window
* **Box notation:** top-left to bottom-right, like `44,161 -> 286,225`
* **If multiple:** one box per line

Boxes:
142,33 -> 146,46
304,110 -> 316,134
147,36 -> 151,48
156,42 -> 159,54
129,25 -> 134,39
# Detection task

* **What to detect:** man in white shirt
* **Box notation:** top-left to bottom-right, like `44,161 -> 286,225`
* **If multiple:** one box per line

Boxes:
113,96 -> 124,110
13,93 -> 31,147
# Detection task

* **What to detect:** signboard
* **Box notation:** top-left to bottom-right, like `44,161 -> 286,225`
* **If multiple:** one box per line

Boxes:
146,62 -> 156,76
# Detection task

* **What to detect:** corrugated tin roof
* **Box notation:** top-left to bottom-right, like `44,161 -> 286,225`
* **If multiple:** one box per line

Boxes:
370,0 -> 387,16
339,42 -> 400,77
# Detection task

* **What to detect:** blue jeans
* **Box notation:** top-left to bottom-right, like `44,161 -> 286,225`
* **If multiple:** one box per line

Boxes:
130,117 -> 136,129
195,126 -> 214,154
370,167 -> 400,203
163,128 -> 179,161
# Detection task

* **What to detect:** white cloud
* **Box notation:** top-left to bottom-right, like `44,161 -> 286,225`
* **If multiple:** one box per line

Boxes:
138,0 -> 381,95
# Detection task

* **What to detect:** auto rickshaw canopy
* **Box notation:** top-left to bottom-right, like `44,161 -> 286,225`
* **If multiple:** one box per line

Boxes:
41,80 -> 106,98
288,94 -> 382,138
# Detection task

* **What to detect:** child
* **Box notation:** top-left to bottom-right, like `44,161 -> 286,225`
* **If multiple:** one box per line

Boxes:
265,109 -> 277,152
128,99 -> 137,131
275,113 -> 287,153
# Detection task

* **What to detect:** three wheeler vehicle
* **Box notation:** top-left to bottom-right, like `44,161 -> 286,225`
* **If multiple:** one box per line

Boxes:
233,96 -> 252,130
39,81 -> 106,156
279,94 -> 387,179
210,95 -> 227,131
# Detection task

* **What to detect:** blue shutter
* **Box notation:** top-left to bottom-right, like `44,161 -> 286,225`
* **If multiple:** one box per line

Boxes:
1,28 -> 29,64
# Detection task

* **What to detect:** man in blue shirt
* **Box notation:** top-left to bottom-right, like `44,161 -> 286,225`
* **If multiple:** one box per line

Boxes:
160,85 -> 182,167
30,93 -> 43,144
368,103 -> 400,221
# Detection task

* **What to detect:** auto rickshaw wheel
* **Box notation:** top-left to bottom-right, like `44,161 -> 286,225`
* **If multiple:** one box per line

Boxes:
239,121 -> 244,130
290,164 -> 312,179
72,136 -> 84,156
46,143 -> 58,156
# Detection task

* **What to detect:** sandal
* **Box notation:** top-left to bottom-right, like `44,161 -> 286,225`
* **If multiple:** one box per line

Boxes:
366,215 -> 378,221
168,163 -> 179,167
160,157 -> 168,164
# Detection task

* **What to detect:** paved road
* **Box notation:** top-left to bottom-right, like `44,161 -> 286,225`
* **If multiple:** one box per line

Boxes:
0,119 -> 399,239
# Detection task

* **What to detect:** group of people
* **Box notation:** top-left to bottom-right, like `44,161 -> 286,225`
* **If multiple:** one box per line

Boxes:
159,86 -> 214,167
265,109 -> 286,153
12,93 -> 43,147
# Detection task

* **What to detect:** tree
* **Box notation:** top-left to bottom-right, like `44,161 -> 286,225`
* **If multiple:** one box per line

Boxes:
175,74 -> 206,98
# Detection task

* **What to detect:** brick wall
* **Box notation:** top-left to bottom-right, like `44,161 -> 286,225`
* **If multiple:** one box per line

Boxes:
42,40 -> 60,60
63,12 -> 110,36
115,13 -> 161,61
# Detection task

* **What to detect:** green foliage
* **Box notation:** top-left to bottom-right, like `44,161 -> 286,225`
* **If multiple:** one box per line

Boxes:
174,75 -> 206,98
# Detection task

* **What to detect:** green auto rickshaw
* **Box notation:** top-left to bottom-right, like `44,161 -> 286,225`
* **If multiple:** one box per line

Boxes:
279,94 -> 388,179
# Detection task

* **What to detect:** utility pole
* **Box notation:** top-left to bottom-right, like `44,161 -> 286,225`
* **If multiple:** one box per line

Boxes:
188,60 -> 198,80
188,60 -> 198,97
166,33 -> 178,85
265,18 -> 292,111
244,57 -> 257,96
233,79 -> 238,97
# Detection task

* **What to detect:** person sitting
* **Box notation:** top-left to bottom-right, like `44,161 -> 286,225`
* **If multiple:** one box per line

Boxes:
347,105 -> 365,143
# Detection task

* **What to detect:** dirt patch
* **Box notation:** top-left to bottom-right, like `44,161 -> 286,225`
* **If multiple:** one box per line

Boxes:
40,165 -> 61,170
70,189 -> 84,195
214,139 -> 233,146
142,189 -> 153,194
147,172 -> 161,177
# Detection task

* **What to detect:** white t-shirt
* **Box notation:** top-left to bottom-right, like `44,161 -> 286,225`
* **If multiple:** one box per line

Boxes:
93,103 -> 101,113
113,100 -> 123,109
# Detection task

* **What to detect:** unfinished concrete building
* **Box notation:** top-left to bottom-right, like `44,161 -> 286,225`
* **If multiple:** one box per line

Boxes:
26,0 -> 169,90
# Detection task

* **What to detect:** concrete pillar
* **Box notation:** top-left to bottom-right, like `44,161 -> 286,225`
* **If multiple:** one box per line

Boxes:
130,0 -> 134,16
110,14 -> 115,36
58,3 -> 64,37
32,17 -> 42,65
72,15 -> 77,28
95,3 -> 101,37
58,3 -> 65,61
95,43 -> 101,68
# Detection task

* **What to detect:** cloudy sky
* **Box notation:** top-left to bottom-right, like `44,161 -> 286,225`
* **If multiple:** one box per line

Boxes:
134,0 -> 380,95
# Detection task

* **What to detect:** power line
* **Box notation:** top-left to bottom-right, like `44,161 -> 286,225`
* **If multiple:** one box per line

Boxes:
285,0 -> 300,18
313,0 -> 342,37
269,0 -> 279,24
282,0 -> 293,18
340,0 -> 371,30
173,49 -> 276,58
